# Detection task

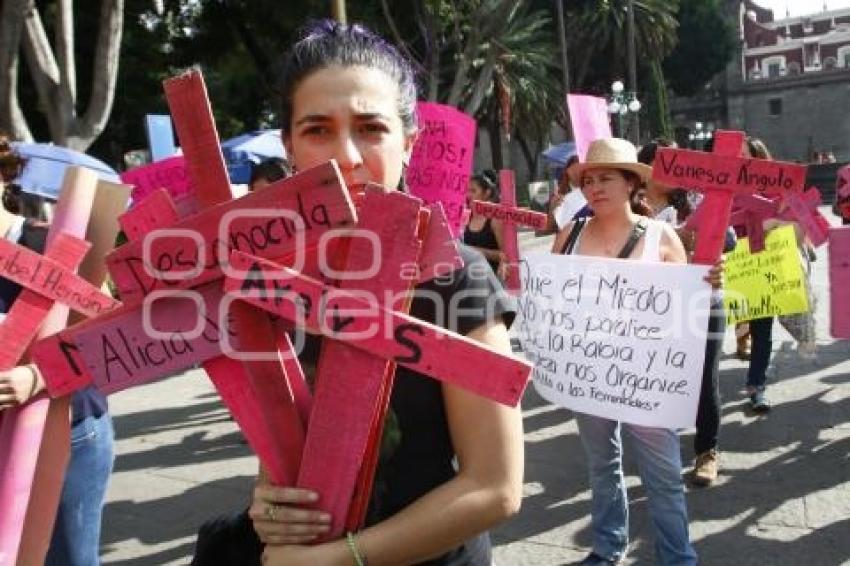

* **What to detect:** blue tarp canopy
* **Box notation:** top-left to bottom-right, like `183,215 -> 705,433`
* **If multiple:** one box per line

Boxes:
541,141 -> 576,167
11,142 -> 119,200
221,129 -> 286,184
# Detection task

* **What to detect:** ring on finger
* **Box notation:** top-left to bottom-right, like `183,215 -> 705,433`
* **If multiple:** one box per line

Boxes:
265,503 -> 278,522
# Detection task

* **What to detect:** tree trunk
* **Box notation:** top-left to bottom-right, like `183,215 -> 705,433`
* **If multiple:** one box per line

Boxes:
71,0 -> 123,151
16,0 -> 122,150
0,0 -> 34,141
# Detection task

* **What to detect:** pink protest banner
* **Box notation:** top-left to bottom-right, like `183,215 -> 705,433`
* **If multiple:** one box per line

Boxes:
567,94 -> 612,161
406,102 -> 475,237
0,166 -> 98,566
121,155 -> 193,205
829,226 -> 850,339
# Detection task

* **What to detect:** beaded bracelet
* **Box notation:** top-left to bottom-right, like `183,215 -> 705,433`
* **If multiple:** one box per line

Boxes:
345,531 -> 367,566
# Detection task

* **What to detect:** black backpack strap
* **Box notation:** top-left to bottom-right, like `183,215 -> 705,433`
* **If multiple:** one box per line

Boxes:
617,218 -> 648,259
559,217 -> 587,255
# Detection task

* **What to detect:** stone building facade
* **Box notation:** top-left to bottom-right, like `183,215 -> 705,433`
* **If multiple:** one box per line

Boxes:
669,0 -> 850,168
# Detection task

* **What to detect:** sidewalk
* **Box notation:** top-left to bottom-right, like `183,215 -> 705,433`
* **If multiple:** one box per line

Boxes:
100,219 -> 850,565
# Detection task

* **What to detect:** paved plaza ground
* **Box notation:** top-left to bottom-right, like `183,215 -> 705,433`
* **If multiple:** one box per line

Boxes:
99,210 -> 849,565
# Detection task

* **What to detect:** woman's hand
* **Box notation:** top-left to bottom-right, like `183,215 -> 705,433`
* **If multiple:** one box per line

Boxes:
0,365 -> 38,411
704,258 -> 724,290
249,481 -> 331,546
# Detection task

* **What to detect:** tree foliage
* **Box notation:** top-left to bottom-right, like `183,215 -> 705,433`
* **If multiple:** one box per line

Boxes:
663,0 -> 736,96
565,0 -> 680,95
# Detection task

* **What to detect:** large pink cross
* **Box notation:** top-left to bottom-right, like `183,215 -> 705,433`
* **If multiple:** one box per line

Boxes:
224,243 -> 531,537
33,70 -> 465,494
33,72 -> 358,486
0,168 -> 119,565
652,131 -> 807,264
492,170 -> 547,293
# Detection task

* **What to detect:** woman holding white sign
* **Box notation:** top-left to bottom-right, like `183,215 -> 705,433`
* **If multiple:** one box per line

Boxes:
551,137 -> 716,566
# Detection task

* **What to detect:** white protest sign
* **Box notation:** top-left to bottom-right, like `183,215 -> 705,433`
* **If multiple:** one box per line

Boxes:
554,190 -> 588,229
516,253 -> 711,428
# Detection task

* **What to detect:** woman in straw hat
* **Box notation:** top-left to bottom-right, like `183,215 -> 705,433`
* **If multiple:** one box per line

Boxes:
552,138 -> 718,566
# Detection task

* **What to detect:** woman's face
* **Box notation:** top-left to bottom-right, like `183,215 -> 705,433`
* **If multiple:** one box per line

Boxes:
580,167 -> 632,211
467,179 -> 489,206
284,65 -> 416,194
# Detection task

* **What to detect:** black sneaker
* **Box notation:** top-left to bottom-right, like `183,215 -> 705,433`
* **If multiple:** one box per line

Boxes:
578,552 -> 619,565
750,389 -> 771,414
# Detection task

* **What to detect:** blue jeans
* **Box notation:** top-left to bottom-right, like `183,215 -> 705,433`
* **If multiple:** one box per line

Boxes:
747,317 -> 774,390
46,413 -> 114,566
576,414 -> 697,566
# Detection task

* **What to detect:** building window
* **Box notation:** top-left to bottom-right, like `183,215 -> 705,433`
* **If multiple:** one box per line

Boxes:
768,98 -> 783,116
838,45 -> 850,67
762,55 -> 786,78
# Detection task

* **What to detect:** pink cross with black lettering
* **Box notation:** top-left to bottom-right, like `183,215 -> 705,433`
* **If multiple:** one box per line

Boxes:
652,130 -> 807,264
33,71 -> 358,486
31,70 -> 513,543
0,170 -> 120,565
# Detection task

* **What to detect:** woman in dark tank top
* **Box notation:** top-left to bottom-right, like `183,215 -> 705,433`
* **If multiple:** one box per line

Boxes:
463,172 -> 506,276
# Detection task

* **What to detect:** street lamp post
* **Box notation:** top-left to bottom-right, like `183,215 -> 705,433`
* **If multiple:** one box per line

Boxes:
607,80 -> 641,141
688,121 -> 715,150
332,0 -> 347,23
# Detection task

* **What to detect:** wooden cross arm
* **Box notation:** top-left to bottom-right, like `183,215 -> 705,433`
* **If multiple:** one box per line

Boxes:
105,161 -> 357,304
653,147 -> 807,196
225,251 -> 532,407
779,189 -> 829,247
32,280 -> 229,397
0,235 -> 119,319
0,232 -> 96,370
471,200 -> 548,230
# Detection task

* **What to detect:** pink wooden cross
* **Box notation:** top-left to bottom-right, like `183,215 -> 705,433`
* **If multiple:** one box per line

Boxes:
224,237 -> 532,537
33,71 -> 463,489
653,131 -> 807,264
829,226 -> 850,339
0,168 -> 119,565
729,193 -> 780,253
494,170 -> 548,293
33,72 -> 358,486
730,186 -> 830,253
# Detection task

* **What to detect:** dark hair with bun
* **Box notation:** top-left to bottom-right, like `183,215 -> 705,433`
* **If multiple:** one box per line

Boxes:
278,20 -> 418,136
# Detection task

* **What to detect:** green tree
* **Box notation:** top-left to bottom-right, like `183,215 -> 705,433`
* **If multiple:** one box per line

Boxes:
645,58 -> 673,139
663,0 -> 736,96
381,0 -> 563,171
566,0 -> 679,93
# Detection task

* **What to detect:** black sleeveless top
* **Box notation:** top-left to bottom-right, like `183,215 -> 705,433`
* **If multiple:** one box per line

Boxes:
463,219 -> 500,272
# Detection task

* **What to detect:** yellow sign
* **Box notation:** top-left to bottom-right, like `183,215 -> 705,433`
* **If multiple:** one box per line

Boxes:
723,225 -> 809,324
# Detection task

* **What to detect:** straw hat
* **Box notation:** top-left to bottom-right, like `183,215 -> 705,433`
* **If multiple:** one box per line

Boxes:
569,138 -> 653,186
